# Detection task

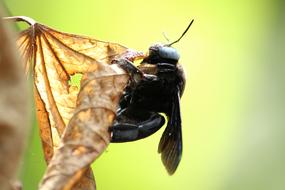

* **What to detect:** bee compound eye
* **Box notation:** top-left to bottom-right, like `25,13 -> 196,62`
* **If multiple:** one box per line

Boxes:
158,46 -> 180,61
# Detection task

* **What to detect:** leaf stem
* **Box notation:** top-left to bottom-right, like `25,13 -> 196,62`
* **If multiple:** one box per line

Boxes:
2,16 -> 36,26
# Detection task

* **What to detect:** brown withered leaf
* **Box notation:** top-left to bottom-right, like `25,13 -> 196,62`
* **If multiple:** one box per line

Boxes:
4,16 -> 144,190
39,64 -> 129,190
12,16 -> 129,162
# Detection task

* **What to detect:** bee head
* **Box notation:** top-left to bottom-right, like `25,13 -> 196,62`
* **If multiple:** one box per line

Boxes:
143,19 -> 194,65
144,44 -> 180,64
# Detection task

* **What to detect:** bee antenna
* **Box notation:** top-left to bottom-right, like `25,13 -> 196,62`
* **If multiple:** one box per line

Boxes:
162,32 -> 170,42
167,19 -> 194,46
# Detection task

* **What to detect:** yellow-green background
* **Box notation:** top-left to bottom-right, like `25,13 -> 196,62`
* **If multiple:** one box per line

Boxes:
2,0 -> 285,190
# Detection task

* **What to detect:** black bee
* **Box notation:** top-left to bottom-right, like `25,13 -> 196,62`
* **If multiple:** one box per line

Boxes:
110,20 -> 193,175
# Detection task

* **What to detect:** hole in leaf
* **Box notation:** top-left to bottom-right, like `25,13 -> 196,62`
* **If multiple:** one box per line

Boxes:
68,73 -> 83,89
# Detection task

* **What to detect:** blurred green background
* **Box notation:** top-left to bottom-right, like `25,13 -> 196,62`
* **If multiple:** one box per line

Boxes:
2,0 -> 285,190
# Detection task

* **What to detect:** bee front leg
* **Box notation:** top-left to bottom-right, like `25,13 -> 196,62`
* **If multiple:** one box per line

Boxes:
110,112 -> 165,142
112,58 -> 143,85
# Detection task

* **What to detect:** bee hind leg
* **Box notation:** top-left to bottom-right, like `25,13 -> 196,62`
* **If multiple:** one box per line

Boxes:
110,112 -> 165,142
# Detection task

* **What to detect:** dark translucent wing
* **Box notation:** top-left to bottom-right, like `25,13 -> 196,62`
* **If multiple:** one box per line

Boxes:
158,90 -> 182,175
16,21 -> 129,161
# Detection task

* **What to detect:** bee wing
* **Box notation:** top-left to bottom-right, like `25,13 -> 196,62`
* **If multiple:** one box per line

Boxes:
158,90 -> 182,175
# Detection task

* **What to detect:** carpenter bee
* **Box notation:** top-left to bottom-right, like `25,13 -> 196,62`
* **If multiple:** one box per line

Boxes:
110,20 -> 194,175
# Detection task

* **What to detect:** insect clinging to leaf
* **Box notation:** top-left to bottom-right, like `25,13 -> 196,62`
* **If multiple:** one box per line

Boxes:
4,16 -> 193,176
110,20 -> 193,174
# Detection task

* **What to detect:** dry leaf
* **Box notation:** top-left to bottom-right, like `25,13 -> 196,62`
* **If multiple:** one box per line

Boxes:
14,16 -> 129,162
4,16 -> 143,190
39,64 -> 129,190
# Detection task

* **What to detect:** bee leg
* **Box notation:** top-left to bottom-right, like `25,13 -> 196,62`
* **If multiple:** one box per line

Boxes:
113,58 -> 162,89
112,58 -> 143,84
157,62 -> 177,73
110,112 -> 165,142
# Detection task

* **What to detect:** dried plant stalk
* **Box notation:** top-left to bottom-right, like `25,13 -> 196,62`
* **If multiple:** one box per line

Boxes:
0,11 -> 29,190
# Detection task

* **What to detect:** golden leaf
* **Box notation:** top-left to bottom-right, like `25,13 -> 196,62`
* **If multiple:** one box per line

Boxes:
14,16 -> 129,159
